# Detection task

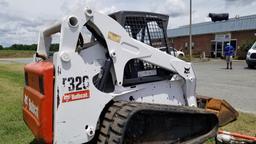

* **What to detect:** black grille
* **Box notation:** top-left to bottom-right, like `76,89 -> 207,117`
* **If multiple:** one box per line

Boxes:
124,16 -> 167,48
109,11 -> 173,86
39,76 -> 44,94
250,53 -> 256,59
24,72 -> 28,86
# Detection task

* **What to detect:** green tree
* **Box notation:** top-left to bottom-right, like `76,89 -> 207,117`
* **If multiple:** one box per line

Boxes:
50,43 -> 59,51
6,44 -> 37,51
0,45 -> 3,50
4,43 -> 59,51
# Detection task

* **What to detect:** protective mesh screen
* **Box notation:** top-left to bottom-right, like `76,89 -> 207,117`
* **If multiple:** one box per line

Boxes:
124,16 -> 167,48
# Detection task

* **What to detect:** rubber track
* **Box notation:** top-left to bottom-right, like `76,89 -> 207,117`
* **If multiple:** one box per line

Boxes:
96,101 -> 217,144
97,101 -> 135,144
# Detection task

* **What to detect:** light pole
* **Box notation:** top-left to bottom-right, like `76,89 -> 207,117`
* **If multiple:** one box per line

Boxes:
189,0 -> 192,59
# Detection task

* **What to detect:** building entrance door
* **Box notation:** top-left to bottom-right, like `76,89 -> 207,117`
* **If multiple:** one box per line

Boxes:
211,41 -> 223,58
211,41 -> 216,57
211,40 -> 236,58
216,42 -> 223,57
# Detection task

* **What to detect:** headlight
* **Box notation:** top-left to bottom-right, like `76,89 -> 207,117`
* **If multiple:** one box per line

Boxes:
247,52 -> 251,59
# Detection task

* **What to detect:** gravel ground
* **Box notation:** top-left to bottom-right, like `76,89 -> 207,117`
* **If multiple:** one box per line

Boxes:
193,59 -> 256,114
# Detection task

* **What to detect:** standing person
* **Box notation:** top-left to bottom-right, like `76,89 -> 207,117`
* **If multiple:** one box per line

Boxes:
224,43 -> 234,69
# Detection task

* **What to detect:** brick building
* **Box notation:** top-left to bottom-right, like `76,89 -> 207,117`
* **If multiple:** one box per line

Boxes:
167,15 -> 256,58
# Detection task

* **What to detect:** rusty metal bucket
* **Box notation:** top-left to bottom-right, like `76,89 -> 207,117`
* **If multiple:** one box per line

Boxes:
197,95 -> 239,127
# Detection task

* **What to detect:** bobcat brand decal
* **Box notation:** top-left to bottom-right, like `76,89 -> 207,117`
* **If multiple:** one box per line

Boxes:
24,95 -> 39,119
62,75 -> 90,103
62,90 -> 90,103
184,67 -> 190,74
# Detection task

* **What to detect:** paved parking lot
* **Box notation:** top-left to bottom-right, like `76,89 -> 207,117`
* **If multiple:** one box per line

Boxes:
193,59 -> 256,114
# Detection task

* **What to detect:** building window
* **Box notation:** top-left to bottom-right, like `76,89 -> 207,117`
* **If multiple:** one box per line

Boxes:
185,42 -> 195,49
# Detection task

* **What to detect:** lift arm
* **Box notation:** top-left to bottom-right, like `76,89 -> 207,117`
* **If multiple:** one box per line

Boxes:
36,6 -> 197,106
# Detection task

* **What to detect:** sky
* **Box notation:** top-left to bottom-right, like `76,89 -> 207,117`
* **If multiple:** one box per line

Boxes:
0,0 -> 256,47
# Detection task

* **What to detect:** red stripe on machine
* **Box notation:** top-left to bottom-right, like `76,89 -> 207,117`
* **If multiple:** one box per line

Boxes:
62,90 -> 90,103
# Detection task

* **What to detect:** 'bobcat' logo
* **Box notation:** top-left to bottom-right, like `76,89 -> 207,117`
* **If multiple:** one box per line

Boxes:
184,67 -> 190,74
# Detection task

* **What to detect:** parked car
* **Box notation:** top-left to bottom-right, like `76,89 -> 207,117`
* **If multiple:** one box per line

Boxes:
159,47 -> 185,58
246,41 -> 256,68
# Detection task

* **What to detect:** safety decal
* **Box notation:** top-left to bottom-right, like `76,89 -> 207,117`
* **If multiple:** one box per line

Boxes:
108,31 -> 121,43
62,90 -> 90,103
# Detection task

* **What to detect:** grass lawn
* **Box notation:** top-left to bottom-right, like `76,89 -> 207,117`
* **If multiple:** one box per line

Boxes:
220,112 -> 256,136
0,63 -> 33,143
0,63 -> 255,143
0,50 -> 34,58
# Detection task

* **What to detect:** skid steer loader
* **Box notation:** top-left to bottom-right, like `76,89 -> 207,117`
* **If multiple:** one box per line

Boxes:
22,7 -> 221,144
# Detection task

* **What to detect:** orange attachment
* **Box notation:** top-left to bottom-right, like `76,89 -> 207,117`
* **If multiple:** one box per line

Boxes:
197,95 -> 239,127
23,61 -> 54,144
219,130 -> 256,141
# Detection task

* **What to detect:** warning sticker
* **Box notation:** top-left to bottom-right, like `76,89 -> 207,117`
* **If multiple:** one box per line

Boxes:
62,90 -> 90,103
108,31 -> 121,43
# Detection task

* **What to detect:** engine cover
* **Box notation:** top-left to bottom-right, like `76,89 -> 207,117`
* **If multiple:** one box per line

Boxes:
23,61 -> 54,143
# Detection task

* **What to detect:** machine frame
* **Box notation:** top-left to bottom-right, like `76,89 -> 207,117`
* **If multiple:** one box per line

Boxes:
31,7 -> 197,143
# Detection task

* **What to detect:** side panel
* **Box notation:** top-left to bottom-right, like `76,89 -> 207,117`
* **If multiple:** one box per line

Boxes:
23,61 -> 54,143
53,47 -> 113,143
114,80 -> 186,106
52,45 -> 188,143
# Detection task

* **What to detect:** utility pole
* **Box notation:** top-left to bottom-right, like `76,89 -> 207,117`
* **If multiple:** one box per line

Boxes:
189,0 -> 192,59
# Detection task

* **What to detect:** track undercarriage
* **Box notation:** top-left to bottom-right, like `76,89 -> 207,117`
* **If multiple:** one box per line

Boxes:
95,101 -> 218,144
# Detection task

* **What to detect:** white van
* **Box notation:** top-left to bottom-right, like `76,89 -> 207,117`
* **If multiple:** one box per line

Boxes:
246,41 -> 256,68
